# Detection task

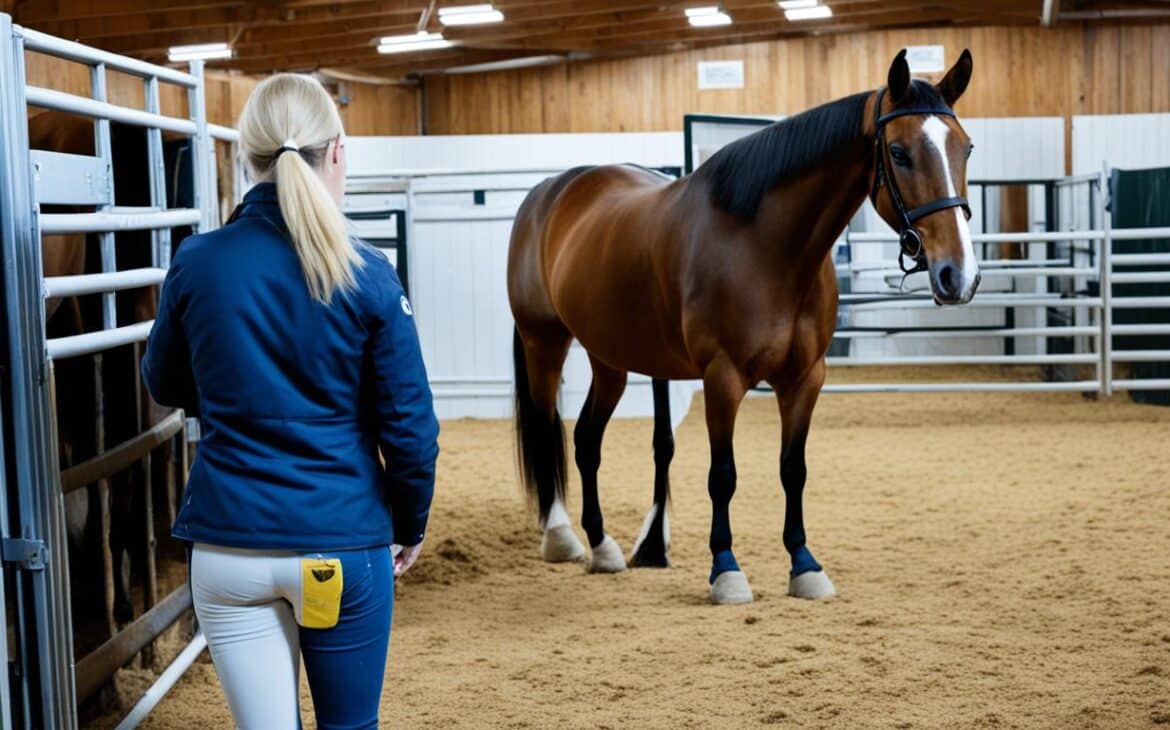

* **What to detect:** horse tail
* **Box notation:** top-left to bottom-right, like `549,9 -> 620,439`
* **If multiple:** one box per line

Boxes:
512,326 -> 567,524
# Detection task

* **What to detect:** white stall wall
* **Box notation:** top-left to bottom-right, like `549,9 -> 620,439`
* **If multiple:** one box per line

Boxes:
346,133 -> 690,421
347,132 -> 682,176
1072,113 -> 1170,175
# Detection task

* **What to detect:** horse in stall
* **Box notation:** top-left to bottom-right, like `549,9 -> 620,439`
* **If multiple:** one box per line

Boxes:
31,110 -> 109,621
508,50 -> 980,604
31,110 -> 188,636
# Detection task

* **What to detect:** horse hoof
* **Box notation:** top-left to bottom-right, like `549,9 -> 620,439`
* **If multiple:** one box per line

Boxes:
630,504 -> 669,568
587,535 -> 627,574
540,524 -> 585,563
631,550 -> 669,569
788,570 -> 836,600
710,570 -> 753,605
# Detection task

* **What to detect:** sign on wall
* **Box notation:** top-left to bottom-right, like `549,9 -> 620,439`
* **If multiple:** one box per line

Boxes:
697,60 -> 745,90
905,45 -> 946,73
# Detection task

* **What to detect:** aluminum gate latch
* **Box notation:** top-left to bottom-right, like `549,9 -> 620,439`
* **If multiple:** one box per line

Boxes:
1,538 -> 48,571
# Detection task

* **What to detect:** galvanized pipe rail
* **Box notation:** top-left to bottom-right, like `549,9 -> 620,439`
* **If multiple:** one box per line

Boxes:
1,14 -> 232,730
835,170 -> 1170,394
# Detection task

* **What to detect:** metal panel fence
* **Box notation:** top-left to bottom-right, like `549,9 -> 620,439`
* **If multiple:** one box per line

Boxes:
834,170 -> 1170,394
0,14 -> 229,729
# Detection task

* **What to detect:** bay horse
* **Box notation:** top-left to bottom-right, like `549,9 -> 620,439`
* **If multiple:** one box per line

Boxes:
508,49 -> 979,604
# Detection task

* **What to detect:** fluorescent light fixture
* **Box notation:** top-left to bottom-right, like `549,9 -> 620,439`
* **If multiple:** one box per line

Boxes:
438,3 -> 505,26
377,31 -> 454,54
785,4 -> 832,20
686,6 -> 732,26
167,42 -> 232,62
778,0 -> 817,8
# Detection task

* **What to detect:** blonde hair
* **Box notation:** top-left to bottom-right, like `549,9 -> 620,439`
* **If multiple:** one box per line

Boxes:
238,73 -> 362,304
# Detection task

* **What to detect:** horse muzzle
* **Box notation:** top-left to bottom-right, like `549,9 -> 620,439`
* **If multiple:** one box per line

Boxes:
930,261 -> 980,305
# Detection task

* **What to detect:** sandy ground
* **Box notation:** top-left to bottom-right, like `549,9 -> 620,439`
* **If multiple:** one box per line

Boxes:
95,368 -> 1170,729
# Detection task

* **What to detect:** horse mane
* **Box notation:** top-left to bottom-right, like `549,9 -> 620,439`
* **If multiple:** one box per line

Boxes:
702,82 -> 952,220
700,90 -> 870,220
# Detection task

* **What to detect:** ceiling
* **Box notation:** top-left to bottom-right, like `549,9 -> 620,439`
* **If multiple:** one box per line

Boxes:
12,1 -> 1168,83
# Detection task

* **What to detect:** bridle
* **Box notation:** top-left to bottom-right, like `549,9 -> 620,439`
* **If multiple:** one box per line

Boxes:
868,87 -> 971,278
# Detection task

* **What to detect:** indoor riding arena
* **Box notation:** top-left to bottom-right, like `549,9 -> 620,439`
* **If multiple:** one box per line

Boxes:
1,2 -> 1168,729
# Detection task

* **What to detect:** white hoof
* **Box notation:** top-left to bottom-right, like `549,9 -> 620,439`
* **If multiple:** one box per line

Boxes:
710,570 -> 753,605
540,524 -> 585,563
788,570 -> 836,600
587,535 -> 627,574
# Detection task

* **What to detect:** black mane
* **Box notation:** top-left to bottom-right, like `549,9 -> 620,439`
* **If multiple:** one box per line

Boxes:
702,81 -> 952,220
699,91 -> 868,220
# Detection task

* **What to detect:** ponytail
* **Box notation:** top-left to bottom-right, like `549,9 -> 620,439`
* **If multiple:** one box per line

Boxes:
273,140 -> 362,303
238,73 -> 363,305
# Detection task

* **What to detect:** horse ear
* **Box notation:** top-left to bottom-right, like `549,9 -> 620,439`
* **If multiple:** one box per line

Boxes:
937,49 -> 973,106
887,49 -> 911,103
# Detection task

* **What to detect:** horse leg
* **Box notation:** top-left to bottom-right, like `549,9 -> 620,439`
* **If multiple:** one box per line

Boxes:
574,357 -> 628,574
704,357 -> 751,604
513,326 -> 584,562
110,473 -> 136,623
772,360 -> 836,599
631,378 -> 672,567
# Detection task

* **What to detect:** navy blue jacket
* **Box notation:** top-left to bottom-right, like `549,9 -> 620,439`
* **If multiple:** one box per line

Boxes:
143,182 -> 439,551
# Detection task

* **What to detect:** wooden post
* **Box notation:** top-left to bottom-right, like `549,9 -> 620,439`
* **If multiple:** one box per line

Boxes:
94,353 -> 116,639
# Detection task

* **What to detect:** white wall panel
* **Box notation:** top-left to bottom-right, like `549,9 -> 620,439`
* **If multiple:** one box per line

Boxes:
351,131 -> 686,420
1072,113 -> 1170,175
347,132 -> 683,175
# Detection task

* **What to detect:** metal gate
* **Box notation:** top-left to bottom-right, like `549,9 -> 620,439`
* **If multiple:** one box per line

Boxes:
0,15 -> 230,728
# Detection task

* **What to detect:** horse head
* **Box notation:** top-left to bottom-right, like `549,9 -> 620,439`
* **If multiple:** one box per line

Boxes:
871,49 -> 979,305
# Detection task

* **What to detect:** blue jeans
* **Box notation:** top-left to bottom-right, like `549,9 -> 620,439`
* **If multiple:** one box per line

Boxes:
191,544 -> 394,730
301,546 -> 394,730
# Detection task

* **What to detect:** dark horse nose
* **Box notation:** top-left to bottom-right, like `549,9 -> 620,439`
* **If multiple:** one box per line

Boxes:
930,261 -> 964,303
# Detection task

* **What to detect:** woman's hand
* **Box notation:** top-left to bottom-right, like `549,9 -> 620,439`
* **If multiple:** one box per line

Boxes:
392,541 -> 423,578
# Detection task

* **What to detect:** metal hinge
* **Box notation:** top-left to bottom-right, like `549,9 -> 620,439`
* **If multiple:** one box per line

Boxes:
1,538 -> 48,571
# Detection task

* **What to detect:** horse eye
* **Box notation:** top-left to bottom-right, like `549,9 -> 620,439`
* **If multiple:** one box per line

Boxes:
890,145 -> 912,168
966,143 -> 975,160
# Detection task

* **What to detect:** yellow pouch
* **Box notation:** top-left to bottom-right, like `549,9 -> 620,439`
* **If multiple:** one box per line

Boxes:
300,557 -> 343,629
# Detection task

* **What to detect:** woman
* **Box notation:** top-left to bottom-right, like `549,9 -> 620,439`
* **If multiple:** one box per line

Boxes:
142,73 -> 439,729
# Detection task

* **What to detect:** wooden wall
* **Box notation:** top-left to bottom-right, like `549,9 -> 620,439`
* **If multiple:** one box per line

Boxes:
23,52 -> 257,127
340,81 -> 419,136
21,52 -> 417,135
422,23 -> 1170,135
19,21 -> 1169,145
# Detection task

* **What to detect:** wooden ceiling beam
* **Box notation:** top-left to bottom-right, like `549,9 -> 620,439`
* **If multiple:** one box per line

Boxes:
14,0 -> 1058,80
176,3 -> 683,69
173,1 -> 1026,74
476,2 -> 1009,52
95,15 -> 421,56
211,6 -> 671,63
439,0 -> 1017,46
15,0 -> 246,24
21,1 -> 424,42
80,0 -> 672,54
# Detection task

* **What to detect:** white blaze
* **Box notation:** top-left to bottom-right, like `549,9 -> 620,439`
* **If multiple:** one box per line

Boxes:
921,115 -> 979,298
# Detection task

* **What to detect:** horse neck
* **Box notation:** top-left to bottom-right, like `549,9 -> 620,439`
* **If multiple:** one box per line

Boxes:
752,145 -> 874,283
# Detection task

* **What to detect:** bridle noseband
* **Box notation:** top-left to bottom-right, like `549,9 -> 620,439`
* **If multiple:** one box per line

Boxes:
868,87 -> 971,278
